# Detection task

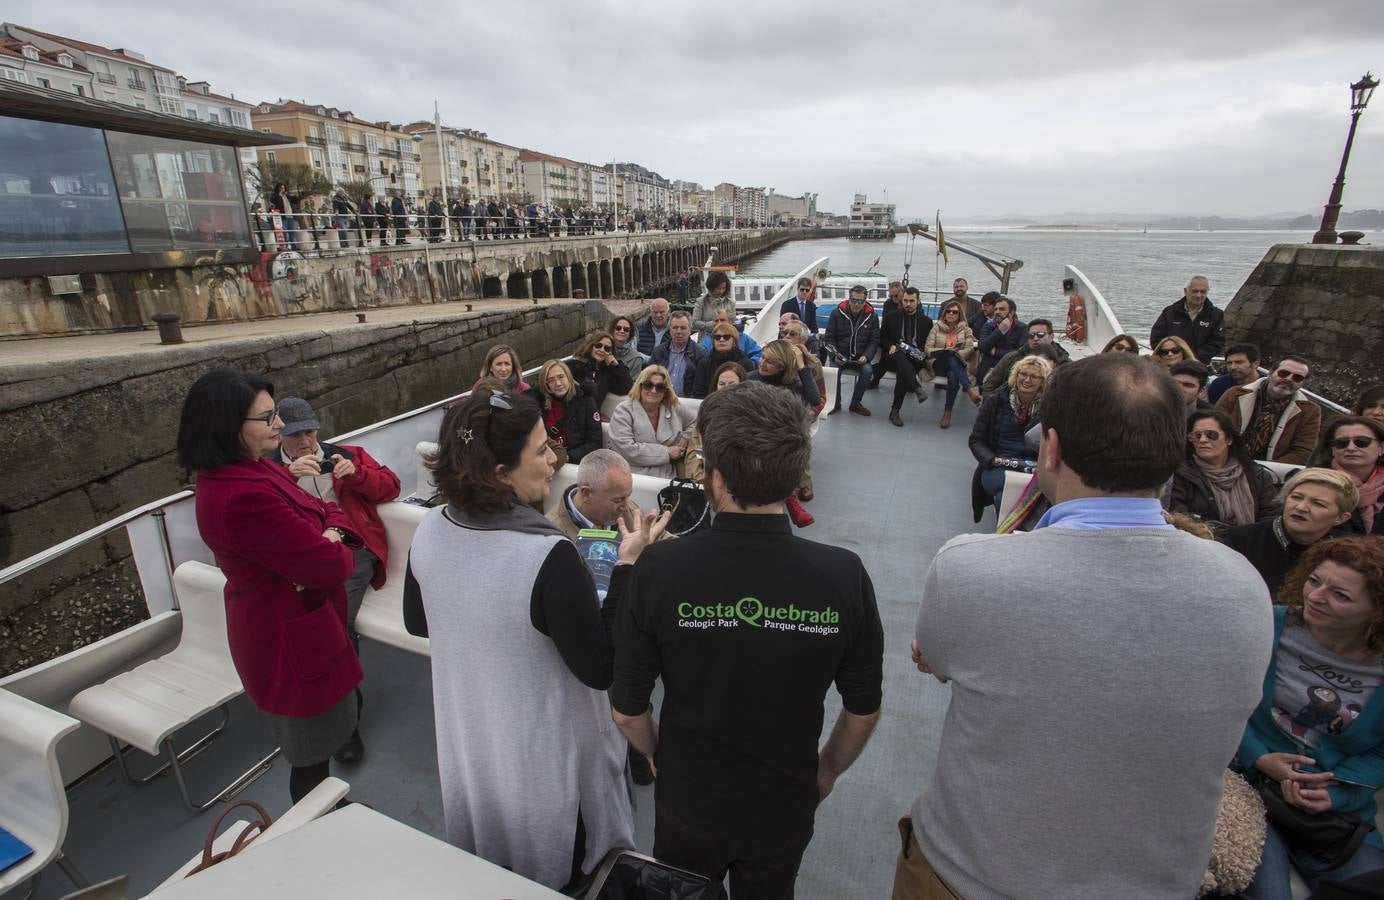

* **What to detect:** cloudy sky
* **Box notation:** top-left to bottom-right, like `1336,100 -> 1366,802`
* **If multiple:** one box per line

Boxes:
11,0 -> 1384,219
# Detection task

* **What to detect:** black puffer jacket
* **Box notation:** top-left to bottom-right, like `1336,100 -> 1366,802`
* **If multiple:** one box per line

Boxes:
566,356 -> 634,410
691,347 -> 750,398
523,383 -> 603,463
1166,459 -> 1280,528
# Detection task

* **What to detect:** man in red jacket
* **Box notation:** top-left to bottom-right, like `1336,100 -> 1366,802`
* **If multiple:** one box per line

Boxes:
276,396 -> 401,762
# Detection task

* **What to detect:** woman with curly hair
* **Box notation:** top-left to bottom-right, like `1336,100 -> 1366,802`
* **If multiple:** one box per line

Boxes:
566,331 -> 634,410
606,315 -> 645,381
1233,536 -> 1384,897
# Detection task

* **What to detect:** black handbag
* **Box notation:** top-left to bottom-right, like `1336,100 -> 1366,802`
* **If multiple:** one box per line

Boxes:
1257,779 -> 1375,871
656,478 -> 710,538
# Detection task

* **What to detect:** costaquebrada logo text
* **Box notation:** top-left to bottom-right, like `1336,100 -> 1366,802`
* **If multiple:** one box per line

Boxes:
676,597 -> 840,635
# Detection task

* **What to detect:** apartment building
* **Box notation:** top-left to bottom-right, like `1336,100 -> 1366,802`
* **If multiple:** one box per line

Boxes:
251,100 -> 422,200
401,123 -> 525,204
0,37 -> 92,95
2,24 -> 181,113
766,190 -> 818,226
609,162 -> 670,214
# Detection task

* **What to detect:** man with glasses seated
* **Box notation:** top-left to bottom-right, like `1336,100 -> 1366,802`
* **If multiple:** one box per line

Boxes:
779,276 -> 819,336
1216,354 -> 1321,465
778,312 -> 820,356
824,285 -> 882,417
980,318 -> 1070,397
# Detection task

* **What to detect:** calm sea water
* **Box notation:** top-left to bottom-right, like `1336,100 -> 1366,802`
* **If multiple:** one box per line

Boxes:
741,230 -> 1319,340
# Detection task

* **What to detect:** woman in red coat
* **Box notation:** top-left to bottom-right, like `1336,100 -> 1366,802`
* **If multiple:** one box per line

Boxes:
176,369 -> 362,802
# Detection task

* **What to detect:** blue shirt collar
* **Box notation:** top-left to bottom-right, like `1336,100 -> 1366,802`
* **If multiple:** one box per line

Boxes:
1034,496 -> 1173,531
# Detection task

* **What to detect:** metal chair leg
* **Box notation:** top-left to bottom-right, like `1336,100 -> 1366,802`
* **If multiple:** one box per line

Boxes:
164,738 -> 279,811
54,851 -> 89,888
107,705 -> 232,786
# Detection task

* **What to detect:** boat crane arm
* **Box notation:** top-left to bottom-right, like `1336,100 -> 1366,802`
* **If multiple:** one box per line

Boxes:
906,223 -> 1024,293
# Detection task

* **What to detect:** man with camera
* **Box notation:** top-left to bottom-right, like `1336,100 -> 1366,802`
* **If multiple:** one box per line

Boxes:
276,396 -> 401,763
879,286 -> 934,427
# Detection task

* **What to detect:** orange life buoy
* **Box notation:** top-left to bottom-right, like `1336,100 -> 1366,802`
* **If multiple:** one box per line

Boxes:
1066,290 -> 1088,344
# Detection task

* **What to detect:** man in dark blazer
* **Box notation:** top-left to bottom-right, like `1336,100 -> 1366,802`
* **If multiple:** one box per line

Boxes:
779,276 -> 819,335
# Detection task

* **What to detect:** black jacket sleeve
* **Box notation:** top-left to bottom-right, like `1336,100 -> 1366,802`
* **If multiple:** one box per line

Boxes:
529,541 -> 631,689
968,394 -> 1001,466
566,393 -> 604,462
402,554 -> 427,637
690,357 -> 712,399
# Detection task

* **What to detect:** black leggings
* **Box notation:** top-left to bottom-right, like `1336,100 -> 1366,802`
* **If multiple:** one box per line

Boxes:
289,760 -> 331,803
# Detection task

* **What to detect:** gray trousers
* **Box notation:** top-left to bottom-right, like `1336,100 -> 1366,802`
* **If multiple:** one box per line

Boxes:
344,546 -> 379,646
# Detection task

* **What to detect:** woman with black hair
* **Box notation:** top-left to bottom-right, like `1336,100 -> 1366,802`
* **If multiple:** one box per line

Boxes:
175,369 -> 362,803
1166,407 -> 1280,530
403,386 -> 665,891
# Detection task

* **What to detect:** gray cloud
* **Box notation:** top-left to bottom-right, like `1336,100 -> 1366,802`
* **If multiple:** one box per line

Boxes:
13,1 -> 1384,216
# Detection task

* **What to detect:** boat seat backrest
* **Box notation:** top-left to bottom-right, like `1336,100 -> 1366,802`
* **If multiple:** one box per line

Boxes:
66,561 -> 243,756
0,688 -> 81,893
355,502 -> 431,657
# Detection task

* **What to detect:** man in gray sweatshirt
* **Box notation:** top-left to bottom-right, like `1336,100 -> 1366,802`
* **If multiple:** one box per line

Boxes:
894,353 -> 1274,900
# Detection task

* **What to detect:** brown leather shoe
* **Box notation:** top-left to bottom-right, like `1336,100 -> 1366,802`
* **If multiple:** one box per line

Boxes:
940,410 -> 953,429
849,403 -> 871,417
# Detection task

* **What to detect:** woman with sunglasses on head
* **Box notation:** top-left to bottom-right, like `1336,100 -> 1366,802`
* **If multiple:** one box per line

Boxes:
606,316 -> 645,381
691,322 -> 751,398
1315,416 -> 1384,536
404,387 -> 667,891
566,331 -> 634,411
1151,335 -> 1196,371
1231,536 -> 1384,898
1101,334 -> 1140,354
524,360 -> 603,465
176,370 -> 363,805
924,299 -> 982,428
1165,408 -> 1280,531
607,365 -> 698,478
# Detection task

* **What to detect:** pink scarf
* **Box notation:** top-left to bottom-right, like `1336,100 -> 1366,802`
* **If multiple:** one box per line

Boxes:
1338,462 -> 1384,532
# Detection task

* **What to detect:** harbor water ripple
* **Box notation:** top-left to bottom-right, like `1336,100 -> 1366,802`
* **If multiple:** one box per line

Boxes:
742,230 -> 1322,341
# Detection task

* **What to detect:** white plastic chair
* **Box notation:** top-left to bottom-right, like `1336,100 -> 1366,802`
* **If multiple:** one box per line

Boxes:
66,561 -> 278,811
355,502 -> 431,656
0,688 -> 86,899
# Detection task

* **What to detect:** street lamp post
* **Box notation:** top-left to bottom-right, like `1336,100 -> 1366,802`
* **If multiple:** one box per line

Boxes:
1312,71 -> 1378,244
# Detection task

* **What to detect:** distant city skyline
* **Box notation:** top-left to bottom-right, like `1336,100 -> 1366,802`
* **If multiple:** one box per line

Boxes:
8,1 -> 1382,219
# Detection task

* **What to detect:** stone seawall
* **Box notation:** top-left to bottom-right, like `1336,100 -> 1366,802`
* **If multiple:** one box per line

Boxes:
1223,243 -> 1384,405
1,228 -> 828,339
0,300 -> 611,626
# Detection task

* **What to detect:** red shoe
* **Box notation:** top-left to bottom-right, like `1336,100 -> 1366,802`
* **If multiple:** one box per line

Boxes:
785,492 -> 815,528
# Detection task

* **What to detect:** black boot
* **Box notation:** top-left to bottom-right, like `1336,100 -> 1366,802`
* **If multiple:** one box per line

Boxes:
334,688 -> 365,764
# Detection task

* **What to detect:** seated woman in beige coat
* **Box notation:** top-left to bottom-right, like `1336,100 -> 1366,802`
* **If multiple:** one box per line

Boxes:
607,365 -> 697,478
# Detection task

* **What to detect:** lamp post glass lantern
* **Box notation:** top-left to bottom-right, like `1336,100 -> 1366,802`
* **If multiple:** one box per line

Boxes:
1313,71 -> 1378,244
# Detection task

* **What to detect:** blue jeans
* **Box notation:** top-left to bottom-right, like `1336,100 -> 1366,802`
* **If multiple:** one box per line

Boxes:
845,362 -> 874,406
980,466 -> 1008,512
1240,823 -> 1384,899
937,352 -> 973,410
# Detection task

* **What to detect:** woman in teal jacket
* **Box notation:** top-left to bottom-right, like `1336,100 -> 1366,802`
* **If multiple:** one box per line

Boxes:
1235,536 -> 1384,898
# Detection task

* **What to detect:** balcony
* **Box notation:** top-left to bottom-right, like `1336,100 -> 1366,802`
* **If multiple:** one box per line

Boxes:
305,136 -> 325,147
96,73 -> 116,85
127,77 -> 147,91
379,148 -> 400,159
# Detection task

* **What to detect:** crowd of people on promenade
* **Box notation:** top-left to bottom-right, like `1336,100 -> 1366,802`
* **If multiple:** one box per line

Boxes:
171,264 -> 1384,899
255,185 -> 758,253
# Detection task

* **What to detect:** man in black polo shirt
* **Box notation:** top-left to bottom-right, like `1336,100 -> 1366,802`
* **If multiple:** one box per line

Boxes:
612,382 -> 883,898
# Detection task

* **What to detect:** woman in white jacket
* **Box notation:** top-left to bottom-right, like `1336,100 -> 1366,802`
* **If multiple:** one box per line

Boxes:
607,365 -> 697,478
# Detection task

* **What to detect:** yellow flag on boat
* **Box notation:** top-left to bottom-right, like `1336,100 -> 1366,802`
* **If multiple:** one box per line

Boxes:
935,211 -> 949,267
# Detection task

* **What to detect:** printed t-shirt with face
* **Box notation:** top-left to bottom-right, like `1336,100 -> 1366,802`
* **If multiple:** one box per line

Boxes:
1271,623 -> 1382,749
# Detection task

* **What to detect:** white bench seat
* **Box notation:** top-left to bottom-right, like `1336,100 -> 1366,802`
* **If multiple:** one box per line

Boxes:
66,561 -> 277,810
356,502 -> 431,657
0,688 -> 84,897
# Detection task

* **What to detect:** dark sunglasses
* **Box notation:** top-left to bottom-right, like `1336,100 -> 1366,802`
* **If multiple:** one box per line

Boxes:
612,325 -> 631,333
1028,331 -> 1049,339
1274,369 -> 1307,383
1331,436 -> 1379,450
713,334 -> 735,341
593,343 -> 613,352
641,381 -> 668,392
1114,343 -> 1137,352
1156,347 -> 1182,357
1189,430 -> 1222,442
